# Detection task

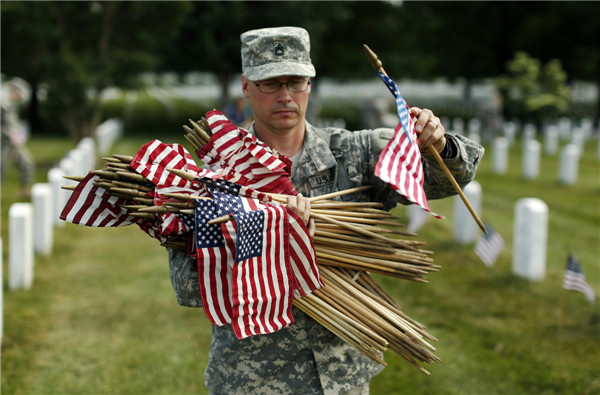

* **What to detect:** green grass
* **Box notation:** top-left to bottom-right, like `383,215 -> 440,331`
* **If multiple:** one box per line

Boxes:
2,132 -> 599,394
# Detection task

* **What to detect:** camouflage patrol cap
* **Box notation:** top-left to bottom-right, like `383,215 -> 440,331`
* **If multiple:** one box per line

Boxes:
241,26 -> 316,81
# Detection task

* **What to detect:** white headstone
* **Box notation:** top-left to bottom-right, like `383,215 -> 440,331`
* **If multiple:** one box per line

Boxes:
512,198 -> 548,281
453,117 -> 465,133
543,125 -> 559,155
559,144 -> 580,185
492,137 -> 509,174
502,121 -> 516,145
31,183 -> 54,255
441,117 -> 451,131
68,148 -> 86,179
468,118 -> 481,134
523,140 -> 541,180
48,167 -> 66,227
96,118 -> 124,155
558,117 -> 572,141
9,203 -> 34,290
523,123 -> 537,143
59,157 -> 76,178
453,181 -> 482,244
407,204 -> 428,234
78,137 -> 96,173
571,127 -> 586,153
468,131 -> 481,145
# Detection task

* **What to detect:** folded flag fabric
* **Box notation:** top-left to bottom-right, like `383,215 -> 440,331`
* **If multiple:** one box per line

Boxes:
563,254 -> 596,304
287,208 -> 321,297
474,224 -> 504,267
374,71 -> 440,218
198,110 -> 297,195
60,172 -> 136,227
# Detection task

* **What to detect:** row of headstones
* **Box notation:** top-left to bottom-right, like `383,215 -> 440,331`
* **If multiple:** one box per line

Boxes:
453,117 -> 598,185
1,119 -> 123,340
443,116 -> 595,146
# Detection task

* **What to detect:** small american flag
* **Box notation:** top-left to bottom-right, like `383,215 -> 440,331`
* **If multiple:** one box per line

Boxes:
563,254 -> 596,304
194,198 -> 235,326
374,72 -> 439,218
60,173 -> 136,227
231,205 -> 294,339
474,224 -> 504,267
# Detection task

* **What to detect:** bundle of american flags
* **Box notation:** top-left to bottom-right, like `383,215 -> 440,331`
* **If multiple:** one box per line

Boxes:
61,110 -> 441,374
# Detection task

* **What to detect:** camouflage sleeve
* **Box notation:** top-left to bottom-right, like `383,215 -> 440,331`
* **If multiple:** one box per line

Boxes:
421,133 -> 485,199
167,247 -> 203,308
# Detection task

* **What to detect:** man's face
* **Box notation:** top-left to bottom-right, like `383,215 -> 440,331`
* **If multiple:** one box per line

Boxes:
241,75 -> 311,134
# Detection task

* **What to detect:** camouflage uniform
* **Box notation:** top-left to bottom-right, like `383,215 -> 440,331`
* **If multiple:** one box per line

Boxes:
168,121 -> 484,395
0,92 -> 35,190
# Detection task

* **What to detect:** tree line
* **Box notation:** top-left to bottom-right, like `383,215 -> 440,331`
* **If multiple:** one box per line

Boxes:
2,1 -> 598,140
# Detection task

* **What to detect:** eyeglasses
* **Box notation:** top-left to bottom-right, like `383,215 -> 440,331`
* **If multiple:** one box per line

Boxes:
253,78 -> 311,93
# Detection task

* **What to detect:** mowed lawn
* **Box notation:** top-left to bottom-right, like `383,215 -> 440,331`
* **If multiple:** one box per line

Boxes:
2,131 -> 599,394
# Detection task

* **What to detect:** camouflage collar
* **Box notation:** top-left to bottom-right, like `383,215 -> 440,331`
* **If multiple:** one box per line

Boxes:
298,122 -> 337,175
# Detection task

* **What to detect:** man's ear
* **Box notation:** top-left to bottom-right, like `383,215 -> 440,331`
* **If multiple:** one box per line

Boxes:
241,74 -> 250,99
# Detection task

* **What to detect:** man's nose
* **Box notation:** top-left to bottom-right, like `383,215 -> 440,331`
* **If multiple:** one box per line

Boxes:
276,84 -> 292,101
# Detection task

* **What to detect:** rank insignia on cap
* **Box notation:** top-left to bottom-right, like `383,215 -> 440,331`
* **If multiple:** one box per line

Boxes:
274,43 -> 285,56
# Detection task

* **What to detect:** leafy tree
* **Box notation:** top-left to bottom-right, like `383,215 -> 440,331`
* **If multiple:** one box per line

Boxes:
497,52 -> 569,123
158,1 -> 352,106
1,1 -> 191,139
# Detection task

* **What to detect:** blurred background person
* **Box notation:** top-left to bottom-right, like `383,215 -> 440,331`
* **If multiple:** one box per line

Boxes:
1,80 -> 35,199
224,96 -> 253,128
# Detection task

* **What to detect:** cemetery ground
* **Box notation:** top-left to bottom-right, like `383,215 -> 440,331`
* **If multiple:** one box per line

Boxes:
1,132 -> 599,394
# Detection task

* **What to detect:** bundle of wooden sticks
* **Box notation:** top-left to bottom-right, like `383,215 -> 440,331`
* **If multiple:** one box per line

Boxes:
62,118 -> 442,374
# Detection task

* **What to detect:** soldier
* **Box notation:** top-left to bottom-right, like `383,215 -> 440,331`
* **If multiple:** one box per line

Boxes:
1,81 -> 35,199
169,26 -> 484,394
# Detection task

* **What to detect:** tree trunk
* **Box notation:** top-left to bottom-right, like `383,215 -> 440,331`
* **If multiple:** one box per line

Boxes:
218,73 -> 231,110
27,79 -> 44,134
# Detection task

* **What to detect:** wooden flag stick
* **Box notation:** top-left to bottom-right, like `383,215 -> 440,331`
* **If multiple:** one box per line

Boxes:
363,44 -> 487,235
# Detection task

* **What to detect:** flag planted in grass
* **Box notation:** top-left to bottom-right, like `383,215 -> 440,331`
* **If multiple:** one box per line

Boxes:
474,224 -> 504,267
563,254 -> 596,305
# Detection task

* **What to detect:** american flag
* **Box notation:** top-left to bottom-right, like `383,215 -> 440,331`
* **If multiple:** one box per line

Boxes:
60,173 -> 167,242
197,111 -> 297,195
474,224 -> 504,267
231,205 -> 294,339
194,197 -> 235,326
374,72 -> 440,218
195,176 -> 273,329
563,254 -> 596,304
60,173 -> 136,227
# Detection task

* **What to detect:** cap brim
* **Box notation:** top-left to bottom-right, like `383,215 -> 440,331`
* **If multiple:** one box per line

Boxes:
243,61 -> 316,81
